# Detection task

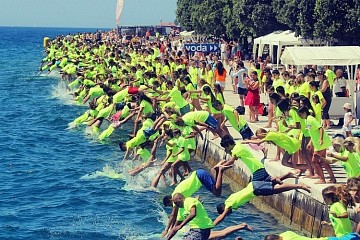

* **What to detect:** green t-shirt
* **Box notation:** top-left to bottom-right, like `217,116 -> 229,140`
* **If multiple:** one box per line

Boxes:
263,132 -> 300,154
136,148 -> 151,162
113,88 -> 128,103
182,197 -> 214,229
97,104 -> 115,118
329,202 -> 352,237
173,171 -> 202,198
299,82 -> 311,97
225,183 -> 256,210
273,77 -> 284,91
342,152 -> 360,178
169,86 -> 188,108
231,143 -> 264,173
222,104 -> 240,131
279,231 -> 327,240
313,103 -> 322,123
182,111 -> 209,126
325,69 -> 336,88
89,86 -> 104,98
185,83 -> 198,99
306,115 -> 332,151
140,100 -> 153,115
177,136 -> 190,161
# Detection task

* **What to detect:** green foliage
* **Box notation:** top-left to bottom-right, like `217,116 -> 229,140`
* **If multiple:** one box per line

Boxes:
175,0 -> 360,45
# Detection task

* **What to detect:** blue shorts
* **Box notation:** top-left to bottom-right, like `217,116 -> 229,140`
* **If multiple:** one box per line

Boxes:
184,228 -> 211,240
252,168 -> 272,182
328,233 -> 360,240
205,115 -> 218,130
253,181 -> 274,196
143,127 -> 156,137
196,169 -> 215,192
180,104 -> 191,115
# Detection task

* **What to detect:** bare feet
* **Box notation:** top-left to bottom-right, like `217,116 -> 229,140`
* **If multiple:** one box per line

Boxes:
170,181 -> 177,186
299,183 -> 311,193
269,158 -> 280,162
309,174 -> 320,179
285,171 -> 300,179
327,179 -> 337,184
314,179 -> 326,184
218,164 -> 233,172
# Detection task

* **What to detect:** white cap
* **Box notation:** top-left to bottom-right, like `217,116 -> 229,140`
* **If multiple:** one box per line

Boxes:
343,103 -> 352,109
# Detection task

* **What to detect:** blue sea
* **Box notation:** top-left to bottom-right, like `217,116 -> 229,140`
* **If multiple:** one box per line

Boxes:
0,27 -> 288,240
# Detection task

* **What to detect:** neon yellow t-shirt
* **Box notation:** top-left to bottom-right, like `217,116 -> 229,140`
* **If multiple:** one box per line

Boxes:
166,138 -> 179,163
169,86 -> 188,109
140,100 -> 153,115
299,82 -> 311,97
329,202 -> 352,237
342,152 -> 360,178
279,231 -> 327,240
225,183 -> 256,210
185,83 -> 198,99
306,115 -> 332,151
264,132 -> 300,154
88,86 -> 104,98
113,88 -> 128,103
182,111 -> 209,126
182,197 -> 214,229
206,70 -> 214,86
136,148 -> 151,162
325,69 -> 336,88
313,103 -> 322,123
222,104 -> 240,131
177,136 -> 190,161
231,143 -> 264,173
173,171 -> 202,198
273,77 -> 284,91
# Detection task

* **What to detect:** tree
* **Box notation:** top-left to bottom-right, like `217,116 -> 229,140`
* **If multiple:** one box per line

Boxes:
272,0 -> 301,34
314,0 -> 356,44
236,0 -> 287,38
176,0 -> 196,31
296,0 -> 316,38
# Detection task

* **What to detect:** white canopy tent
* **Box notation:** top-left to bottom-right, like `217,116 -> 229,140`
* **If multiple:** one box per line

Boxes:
280,46 -> 360,80
253,30 -> 313,67
281,46 -> 360,119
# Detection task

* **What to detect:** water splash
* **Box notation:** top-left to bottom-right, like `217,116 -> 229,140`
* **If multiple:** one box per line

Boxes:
80,165 -> 124,180
50,81 -> 77,106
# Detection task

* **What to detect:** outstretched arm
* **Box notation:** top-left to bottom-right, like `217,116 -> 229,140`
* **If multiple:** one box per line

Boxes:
167,206 -> 196,240
162,206 -> 178,238
242,139 -> 266,145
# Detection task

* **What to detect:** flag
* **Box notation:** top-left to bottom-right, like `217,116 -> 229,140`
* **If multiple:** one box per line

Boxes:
116,0 -> 124,26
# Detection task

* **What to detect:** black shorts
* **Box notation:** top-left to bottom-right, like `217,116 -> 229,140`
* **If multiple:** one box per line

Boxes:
238,87 -> 247,96
239,124 -> 254,140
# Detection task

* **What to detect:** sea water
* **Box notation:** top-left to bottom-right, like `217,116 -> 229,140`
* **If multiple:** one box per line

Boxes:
0,27 -> 288,240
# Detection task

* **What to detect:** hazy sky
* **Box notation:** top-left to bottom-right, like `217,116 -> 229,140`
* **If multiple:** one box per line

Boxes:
0,0 -> 177,28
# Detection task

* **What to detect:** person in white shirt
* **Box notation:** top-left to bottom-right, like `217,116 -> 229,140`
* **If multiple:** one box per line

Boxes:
333,69 -> 347,97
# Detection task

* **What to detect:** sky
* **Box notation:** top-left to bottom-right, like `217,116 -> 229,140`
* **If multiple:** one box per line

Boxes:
0,0 -> 177,28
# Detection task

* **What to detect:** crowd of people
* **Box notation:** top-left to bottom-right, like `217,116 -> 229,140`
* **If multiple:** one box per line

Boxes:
39,29 -> 360,240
